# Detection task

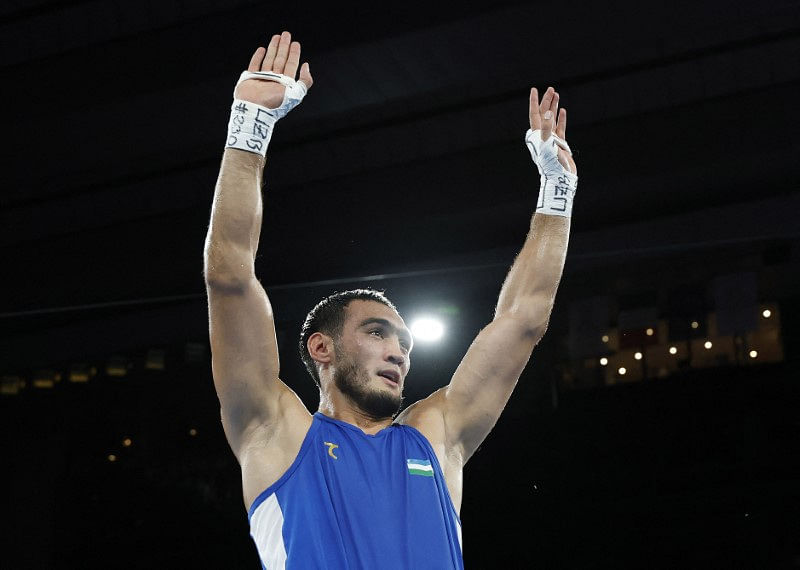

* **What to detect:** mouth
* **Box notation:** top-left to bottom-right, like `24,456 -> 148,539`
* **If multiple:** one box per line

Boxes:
377,370 -> 400,386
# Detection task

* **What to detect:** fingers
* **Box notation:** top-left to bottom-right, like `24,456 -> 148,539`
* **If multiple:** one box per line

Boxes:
539,87 -> 555,141
529,85 -> 575,172
272,31 -> 292,74
529,88 -> 541,130
551,91 -> 559,123
298,62 -> 314,89
555,108 -> 567,139
262,34 -> 280,71
253,31 -> 312,91
285,41 -> 301,78
248,47 -> 265,72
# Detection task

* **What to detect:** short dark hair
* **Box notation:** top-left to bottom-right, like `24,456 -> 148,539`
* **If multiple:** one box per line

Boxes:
299,289 -> 398,387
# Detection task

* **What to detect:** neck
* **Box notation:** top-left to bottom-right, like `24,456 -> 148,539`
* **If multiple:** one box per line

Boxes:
318,387 -> 394,435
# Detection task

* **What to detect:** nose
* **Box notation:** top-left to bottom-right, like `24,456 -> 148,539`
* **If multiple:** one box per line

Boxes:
387,352 -> 404,367
386,338 -> 406,368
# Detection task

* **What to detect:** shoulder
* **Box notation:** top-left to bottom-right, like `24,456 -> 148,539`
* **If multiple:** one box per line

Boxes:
396,387 -> 462,464
238,382 -> 314,510
396,388 -> 445,436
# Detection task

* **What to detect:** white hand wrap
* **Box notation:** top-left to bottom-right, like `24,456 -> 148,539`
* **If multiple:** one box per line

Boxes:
525,129 -> 579,218
225,71 -> 308,156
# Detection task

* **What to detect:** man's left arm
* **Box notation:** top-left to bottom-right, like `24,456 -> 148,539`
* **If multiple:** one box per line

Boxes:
442,86 -> 578,462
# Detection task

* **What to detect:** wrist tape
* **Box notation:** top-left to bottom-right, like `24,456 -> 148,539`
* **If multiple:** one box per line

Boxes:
225,99 -> 276,156
525,128 -> 579,218
225,71 -> 308,157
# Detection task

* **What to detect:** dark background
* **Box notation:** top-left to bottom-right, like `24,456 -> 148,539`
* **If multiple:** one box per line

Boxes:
2,0 -> 800,567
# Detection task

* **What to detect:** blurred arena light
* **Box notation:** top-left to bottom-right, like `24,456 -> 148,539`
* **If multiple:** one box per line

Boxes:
69,363 -> 95,383
1,375 -> 24,396
410,317 -> 444,342
184,342 -> 207,364
145,348 -> 166,371
106,355 -> 131,378
33,369 -> 59,389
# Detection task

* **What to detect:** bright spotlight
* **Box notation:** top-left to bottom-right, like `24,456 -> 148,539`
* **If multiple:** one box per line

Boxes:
704,341 -> 712,349
601,334 -> 609,343
749,350 -> 758,359
618,367 -> 627,375
762,309 -> 771,318
669,346 -> 677,355
599,357 -> 608,366
410,318 -> 444,342
690,321 -> 699,329
646,328 -> 654,336
634,352 -> 643,360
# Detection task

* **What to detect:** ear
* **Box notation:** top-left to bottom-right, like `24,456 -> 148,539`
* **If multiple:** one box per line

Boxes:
307,331 -> 334,365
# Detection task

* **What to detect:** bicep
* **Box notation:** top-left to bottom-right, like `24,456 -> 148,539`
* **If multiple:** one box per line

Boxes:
444,314 -> 542,461
207,275 -> 281,452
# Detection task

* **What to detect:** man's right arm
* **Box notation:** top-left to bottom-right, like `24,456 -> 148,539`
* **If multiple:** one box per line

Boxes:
203,32 -> 313,462
203,148 -> 284,460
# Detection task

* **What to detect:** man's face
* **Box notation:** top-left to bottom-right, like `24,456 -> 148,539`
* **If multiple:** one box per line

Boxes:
331,300 -> 413,421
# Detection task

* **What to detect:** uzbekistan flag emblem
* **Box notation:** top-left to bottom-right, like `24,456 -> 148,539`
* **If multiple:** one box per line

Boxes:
406,458 -> 434,477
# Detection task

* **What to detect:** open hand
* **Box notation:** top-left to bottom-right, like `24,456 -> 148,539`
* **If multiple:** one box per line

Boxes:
235,31 -> 314,109
529,87 -> 576,175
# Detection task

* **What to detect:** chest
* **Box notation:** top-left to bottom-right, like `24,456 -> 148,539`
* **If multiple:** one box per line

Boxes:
312,425 -> 439,494
242,416 -> 463,516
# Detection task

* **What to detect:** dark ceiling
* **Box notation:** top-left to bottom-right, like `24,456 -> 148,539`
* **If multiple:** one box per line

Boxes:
3,1 -> 800,348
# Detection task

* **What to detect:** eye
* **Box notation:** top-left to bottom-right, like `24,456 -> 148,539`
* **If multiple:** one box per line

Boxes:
369,328 -> 385,338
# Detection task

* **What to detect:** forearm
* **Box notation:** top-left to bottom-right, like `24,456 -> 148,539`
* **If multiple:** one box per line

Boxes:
204,149 -> 266,284
494,212 -> 571,331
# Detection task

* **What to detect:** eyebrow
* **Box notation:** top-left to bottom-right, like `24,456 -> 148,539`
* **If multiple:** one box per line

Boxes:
358,317 -> 413,347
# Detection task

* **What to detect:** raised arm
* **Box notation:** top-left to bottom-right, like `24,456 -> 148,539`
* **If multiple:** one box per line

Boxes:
441,87 -> 578,462
204,32 -> 313,460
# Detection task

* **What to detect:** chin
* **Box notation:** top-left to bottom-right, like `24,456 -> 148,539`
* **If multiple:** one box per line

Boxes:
360,387 -> 403,420
333,361 -> 403,420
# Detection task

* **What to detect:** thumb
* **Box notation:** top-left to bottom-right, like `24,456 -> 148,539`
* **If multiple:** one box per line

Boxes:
298,62 -> 313,89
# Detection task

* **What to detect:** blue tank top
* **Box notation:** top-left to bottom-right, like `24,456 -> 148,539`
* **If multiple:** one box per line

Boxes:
248,412 -> 463,569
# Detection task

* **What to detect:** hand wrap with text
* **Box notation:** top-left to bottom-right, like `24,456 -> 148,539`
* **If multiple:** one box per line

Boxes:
525,129 -> 579,217
225,71 -> 308,156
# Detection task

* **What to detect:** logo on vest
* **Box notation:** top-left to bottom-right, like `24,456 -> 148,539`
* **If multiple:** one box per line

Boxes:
324,442 -> 339,459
